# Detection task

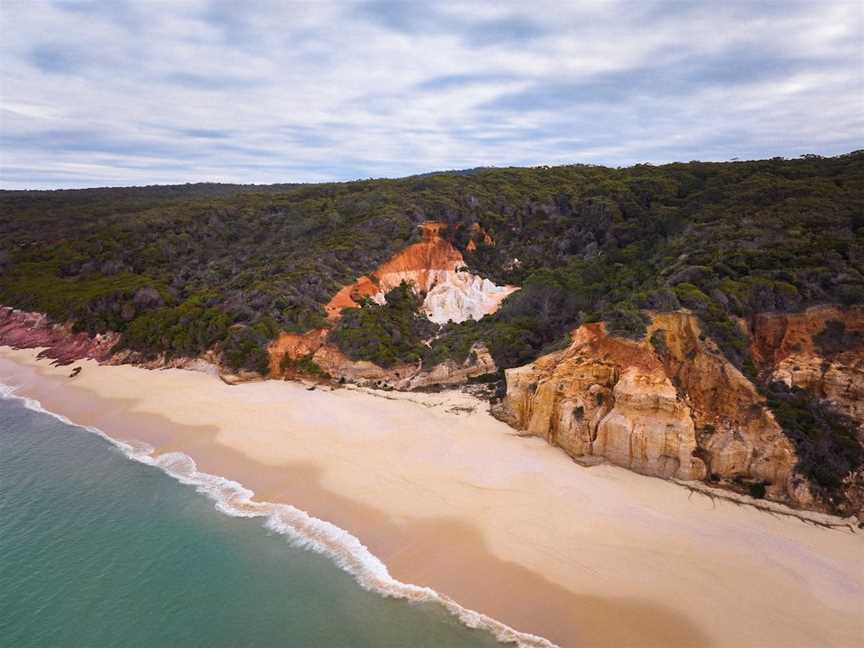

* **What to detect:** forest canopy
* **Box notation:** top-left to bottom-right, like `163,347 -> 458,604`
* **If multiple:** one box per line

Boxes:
1,152 -> 862,374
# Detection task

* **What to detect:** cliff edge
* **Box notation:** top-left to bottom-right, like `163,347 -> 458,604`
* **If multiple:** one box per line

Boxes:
325,222 -> 518,324
493,308 -> 864,515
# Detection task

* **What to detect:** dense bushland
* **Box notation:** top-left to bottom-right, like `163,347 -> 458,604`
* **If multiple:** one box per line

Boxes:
1,152 -> 862,374
765,382 -> 863,513
329,282 -> 436,368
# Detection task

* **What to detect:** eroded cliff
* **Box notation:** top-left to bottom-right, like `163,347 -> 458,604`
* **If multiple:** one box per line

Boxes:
493,310 -> 864,511
751,306 -> 864,424
266,222 -> 515,386
268,326 -> 496,390
0,306 -> 119,365
325,222 -> 518,324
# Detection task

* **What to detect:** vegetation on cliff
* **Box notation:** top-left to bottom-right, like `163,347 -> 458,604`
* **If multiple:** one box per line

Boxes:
1,152 -> 862,374
329,282 -> 436,368
765,381 -> 863,511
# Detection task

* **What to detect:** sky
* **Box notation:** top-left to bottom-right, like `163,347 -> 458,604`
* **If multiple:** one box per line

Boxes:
0,0 -> 862,189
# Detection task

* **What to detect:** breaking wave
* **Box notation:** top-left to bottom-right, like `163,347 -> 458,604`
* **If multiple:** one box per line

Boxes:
0,381 -> 557,648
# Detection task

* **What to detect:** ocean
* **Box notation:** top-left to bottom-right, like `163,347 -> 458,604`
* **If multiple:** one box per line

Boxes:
0,390 -> 502,648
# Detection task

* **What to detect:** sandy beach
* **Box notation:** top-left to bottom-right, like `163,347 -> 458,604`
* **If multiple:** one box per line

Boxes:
1,346 -> 862,648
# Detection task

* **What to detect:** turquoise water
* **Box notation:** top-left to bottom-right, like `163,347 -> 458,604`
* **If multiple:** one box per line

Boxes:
0,393 -> 500,648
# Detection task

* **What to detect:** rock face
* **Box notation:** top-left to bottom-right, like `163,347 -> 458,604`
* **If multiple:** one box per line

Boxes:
325,222 -> 518,324
595,367 -> 700,480
267,221 -> 514,386
495,314 -> 799,501
0,305 -> 222,375
267,329 -> 330,376
268,327 -> 495,390
423,273 -> 516,325
0,306 -> 119,365
751,305 -> 864,424
399,343 -> 496,390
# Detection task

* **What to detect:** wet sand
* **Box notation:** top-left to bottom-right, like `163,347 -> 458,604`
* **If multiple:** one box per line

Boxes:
1,347 -> 862,648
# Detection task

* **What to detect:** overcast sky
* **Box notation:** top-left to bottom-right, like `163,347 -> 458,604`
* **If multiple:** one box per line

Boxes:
1,0 -> 862,189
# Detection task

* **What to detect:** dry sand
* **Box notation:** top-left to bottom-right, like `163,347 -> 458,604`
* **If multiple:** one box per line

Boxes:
1,346 -> 862,648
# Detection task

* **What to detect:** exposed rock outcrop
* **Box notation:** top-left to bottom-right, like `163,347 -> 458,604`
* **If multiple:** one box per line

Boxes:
399,343 -> 496,390
268,327 -> 496,390
325,222 -> 518,324
465,222 -> 494,251
495,314 -> 799,502
751,305 -> 864,425
110,349 -> 221,375
313,344 -> 410,384
0,306 -> 119,365
0,306 -> 217,376
267,329 -> 329,376
266,222 -> 514,386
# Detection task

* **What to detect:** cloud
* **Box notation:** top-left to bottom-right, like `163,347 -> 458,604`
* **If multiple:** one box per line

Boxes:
28,44 -> 79,74
415,73 -> 522,93
0,0 -> 861,188
161,72 -> 265,90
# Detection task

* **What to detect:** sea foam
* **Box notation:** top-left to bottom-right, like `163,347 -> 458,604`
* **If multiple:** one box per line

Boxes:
0,381 -> 557,648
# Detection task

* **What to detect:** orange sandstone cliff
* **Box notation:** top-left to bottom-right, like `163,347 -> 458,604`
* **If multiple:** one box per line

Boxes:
751,305 -> 864,425
269,222 -> 515,386
493,310 -> 864,509
325,222 -> 518,324
268,327 -> 496,390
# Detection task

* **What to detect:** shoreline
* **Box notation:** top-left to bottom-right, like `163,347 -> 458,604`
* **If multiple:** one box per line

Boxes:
0,383 -> 552,648
2,346 -> 862,647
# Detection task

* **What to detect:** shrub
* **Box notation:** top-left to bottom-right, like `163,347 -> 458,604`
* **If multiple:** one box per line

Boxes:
280,353 -> 330,379
765,382 -> 863,510
222,326 -> 271,374
602,302 -> 650,340
329,282 -> 437,368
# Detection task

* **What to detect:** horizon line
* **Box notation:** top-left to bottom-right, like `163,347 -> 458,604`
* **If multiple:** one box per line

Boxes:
2,149 -> 860,193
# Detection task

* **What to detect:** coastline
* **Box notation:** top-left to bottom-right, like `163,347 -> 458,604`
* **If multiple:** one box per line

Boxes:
1,346 -> 862,648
